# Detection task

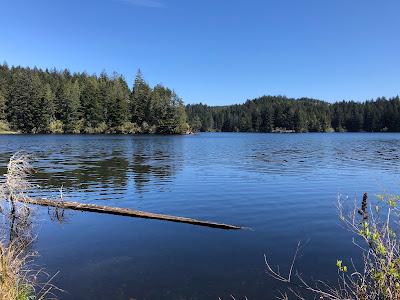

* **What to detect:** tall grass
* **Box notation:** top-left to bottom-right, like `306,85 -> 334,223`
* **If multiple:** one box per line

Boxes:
0,152 -> 59,299
0,239 -> 36,300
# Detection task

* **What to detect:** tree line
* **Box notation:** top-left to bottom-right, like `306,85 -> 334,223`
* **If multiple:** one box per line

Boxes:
0,63 -> 189,134
1,63 -> 399,134
186,95 -> 400,133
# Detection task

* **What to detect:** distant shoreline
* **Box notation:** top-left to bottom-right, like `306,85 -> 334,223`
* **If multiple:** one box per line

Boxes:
2,131 -> 400,136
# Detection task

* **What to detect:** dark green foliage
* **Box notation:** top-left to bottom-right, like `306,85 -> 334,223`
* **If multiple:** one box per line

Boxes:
0,64 -> 9,121
80,76 -> 103,130
34,83 -> 55,133
130,70 -> 152,125
0,91 -> 5,120
187,96 -> 400,133
59,80 -> 81,133
152,85 -> 188,134
107,76 -> 130,128
0,63 -> 188,134
2,62 -> 399,134
7,69 -> 43,133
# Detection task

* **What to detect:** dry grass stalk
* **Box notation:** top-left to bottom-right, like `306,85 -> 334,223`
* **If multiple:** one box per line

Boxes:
1,152 -> 34,245
0,152 -> 60,299
0,238 -> 35,300
0,238 -> 59,300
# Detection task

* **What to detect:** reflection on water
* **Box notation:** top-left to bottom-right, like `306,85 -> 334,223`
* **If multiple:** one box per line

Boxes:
0,133 -> 400,299
34,154 -> 130,190
130,138 -> 183,193
0,135 -> 184,201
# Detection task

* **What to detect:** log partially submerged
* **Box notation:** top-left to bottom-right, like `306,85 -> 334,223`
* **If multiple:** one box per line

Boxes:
18,197 -> 242,230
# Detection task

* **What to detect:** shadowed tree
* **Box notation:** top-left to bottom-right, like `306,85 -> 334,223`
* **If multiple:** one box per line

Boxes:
80,76 -> 103,130
7,70 -> 43,133
60,80 -> 81,133
107,75 -> 130,128
130,70 -> 152,126
33,83 -> 55,133
0,91 -> 5,120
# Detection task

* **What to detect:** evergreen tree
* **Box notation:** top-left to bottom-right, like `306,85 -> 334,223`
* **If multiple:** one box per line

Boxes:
33,83 -> 55,133
191,115 -> 202,132
171,92 -> 189,134
60,80 -> 81,133
130,70 -> 151,125
294,109 -> 307,132
0,91 -> 5,120
0,64 -> 9,119
80,76 -> 103,130
263,106 -> 274,132
8,69 -> 41,133
152,86 -> 188,134
107,76 -> 130,128
98,71 -> 112,123
3,62 -> 400,135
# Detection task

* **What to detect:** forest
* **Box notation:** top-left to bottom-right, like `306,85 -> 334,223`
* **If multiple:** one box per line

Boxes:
0,63 -> 189,134
186,95 -> 400,133
1,63 -> 400,134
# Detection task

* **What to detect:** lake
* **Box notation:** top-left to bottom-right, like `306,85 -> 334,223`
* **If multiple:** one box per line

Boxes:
1,133 -> 400,299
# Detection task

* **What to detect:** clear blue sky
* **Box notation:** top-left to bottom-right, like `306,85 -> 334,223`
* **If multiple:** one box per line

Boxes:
1,0 -> 399,105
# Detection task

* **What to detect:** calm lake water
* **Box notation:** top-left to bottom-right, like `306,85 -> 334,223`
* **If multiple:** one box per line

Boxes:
1,133 -> 400,299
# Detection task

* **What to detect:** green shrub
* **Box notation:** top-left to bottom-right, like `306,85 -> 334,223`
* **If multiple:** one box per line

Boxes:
84,122 -> 108,134
116,122 -> 141,134
0,121 -> 18,134
140,122 -> 156,134
48,120 -> 64,134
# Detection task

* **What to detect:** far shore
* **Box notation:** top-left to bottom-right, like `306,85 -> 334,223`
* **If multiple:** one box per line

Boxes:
2,131 -> 400,136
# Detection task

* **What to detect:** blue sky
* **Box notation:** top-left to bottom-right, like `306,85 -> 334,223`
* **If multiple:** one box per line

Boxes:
1,0 -> 399,105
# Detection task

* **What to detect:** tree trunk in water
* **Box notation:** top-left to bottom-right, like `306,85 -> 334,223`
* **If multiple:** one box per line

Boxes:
17,197 -> 242,230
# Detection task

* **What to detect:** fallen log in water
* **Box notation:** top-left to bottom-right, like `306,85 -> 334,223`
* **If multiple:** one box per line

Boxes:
18,197 -> 242,230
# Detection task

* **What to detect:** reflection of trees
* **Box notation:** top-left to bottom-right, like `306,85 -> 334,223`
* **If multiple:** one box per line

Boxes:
34,153 -> 130,190
0,137 -> 185,196
131,137 -> 183,193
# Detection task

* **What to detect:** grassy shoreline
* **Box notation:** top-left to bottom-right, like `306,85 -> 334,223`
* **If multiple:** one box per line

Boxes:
0,130 -> 19,134
0,121 -> 19,134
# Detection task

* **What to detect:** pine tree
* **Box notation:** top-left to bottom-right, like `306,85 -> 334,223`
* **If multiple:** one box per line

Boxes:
33,83 -> 55,133
130,70 -> 151,125
8,69 -> 42,133
263,106 -> 274,132
98,71 -> 112,124
60,80 -> 81,133
171,92 -> 189,134
80,76 -> 103,130
294,109 -> 307,132
0,91 -> 5,120
107,76 -> 130,128
191,115 -> 202,132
